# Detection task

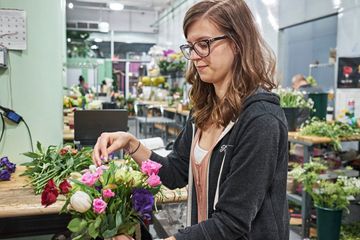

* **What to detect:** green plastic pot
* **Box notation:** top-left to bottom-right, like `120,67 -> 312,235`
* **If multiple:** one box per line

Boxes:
308,93 -> 328,120
316,206 -> 342,240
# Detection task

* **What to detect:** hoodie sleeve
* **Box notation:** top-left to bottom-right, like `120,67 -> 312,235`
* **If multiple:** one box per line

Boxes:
174,113 -> 288,240
149,119 -> 193,189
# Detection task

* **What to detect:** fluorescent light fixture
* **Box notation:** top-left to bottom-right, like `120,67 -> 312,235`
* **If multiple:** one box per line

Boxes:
98,22 -> 109,33
68,2 -> 74,9
109,2 -> 124,11
94,38 -> 103,43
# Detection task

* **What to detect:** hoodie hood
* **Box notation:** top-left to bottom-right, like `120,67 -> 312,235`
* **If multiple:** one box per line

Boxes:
243,89 -> 280,110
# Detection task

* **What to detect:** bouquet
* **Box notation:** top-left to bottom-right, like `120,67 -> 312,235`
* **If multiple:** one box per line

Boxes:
0,156 -> 16,181
42,157 -> 163,240
22,142 -> 93,194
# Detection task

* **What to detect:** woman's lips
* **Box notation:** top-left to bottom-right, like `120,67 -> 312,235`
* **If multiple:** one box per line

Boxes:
196,65 -> 207,72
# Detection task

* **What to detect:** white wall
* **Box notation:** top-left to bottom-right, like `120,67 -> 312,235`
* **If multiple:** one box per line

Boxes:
0,0 -> 66,163
335,1 -> 360,118
67,7 -> 158,33
156,0 -> 279,57
279,0 -> 338,29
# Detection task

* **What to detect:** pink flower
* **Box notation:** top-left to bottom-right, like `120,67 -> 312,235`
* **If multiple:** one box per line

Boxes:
94,166 -> 104,178
102,189 -> 115,198
81,172 -> 97,186
141,160 -> 162,176
147,174 -> 161,187
93,198 -> 107,214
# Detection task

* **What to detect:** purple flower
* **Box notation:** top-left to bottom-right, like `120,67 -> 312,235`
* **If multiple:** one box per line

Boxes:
0,169 -> 11,181
0,157 -> 16,173
132,189 -> 154,220
163,49 -> 175,57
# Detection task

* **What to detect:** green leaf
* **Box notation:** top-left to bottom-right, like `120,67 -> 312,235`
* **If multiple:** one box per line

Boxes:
88,222 -> 99,239
67,157 -> 74,168
36,141 -> 43,153
116,210 -> 123,228
67,218 -> 87,233
102,227 -> 118,238
23,152 -> 42,159
20,162 -> 35,166
94,215 -> 102,228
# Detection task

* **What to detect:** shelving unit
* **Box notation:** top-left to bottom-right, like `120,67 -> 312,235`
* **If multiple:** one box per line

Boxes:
288,132 -> 360,239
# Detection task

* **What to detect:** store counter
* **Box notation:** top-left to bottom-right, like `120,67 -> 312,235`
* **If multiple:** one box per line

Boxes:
0,166 -> 187,238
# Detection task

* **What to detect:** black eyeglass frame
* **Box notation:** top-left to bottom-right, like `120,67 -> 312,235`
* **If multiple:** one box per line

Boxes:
180,35 -> 228,60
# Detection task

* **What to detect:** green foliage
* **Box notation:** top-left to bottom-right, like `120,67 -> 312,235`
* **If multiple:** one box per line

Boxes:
21,142 -> 93,194
290,160 -> 360,210
306,75 -> 318,86
340,222 -> 360,240
300,118 -> 360,151
273,87 -> 314,109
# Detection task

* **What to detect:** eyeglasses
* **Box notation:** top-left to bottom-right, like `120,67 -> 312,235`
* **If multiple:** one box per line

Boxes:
180,35 -> 227,60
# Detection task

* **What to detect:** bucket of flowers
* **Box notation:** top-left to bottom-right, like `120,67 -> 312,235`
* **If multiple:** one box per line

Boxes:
290,160 -> 360,240
42,157 -> 162,240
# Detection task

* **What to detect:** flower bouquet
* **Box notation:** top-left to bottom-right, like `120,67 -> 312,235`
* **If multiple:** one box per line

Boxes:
0,156 -> 16,181
43,157 -> 162,240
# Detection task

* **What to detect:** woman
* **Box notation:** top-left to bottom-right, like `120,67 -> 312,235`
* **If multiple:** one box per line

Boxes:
93,0 -> 289,239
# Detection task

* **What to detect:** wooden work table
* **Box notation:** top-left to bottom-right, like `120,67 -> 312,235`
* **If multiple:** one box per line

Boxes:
0,166 -> 187,238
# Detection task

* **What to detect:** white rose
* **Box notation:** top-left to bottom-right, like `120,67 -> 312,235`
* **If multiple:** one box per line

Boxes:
70,191 -> 92,213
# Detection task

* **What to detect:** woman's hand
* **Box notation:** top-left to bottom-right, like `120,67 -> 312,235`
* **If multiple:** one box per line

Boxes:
92,131 -> 133,166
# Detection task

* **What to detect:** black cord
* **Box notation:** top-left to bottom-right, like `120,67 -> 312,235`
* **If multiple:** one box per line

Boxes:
0,113 -> 4,144
22,119 -> 34,152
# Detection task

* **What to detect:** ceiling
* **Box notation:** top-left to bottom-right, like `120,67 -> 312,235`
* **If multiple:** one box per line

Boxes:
68,0 -> 177,12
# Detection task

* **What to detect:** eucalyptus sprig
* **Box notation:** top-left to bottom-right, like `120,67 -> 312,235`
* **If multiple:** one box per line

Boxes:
300,118 -> 360,151
21,142 -> 93,194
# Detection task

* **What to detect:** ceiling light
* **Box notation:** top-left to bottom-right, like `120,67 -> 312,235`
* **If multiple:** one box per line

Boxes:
68,2 -> 74,9
67,38 -> 71,42
91,45 -> 99,50
109,3 -> 124,11
94,38 -> 103,43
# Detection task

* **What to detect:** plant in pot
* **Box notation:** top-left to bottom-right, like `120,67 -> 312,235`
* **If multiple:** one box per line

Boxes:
290,160 -> 360,240
273,87 -> 314,131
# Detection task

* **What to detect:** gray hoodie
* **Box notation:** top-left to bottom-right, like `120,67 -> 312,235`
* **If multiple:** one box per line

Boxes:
150,91 -> 289,240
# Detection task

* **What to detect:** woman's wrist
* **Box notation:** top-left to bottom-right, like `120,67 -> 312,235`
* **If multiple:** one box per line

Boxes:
125,133 -> 139,154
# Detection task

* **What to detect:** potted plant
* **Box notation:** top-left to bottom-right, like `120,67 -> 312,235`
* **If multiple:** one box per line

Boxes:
290,161 -> 360,240
273,87 -> 314,131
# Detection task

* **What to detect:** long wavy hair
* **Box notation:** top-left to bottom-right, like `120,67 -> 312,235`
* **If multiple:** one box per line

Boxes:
183,0 -> 277,130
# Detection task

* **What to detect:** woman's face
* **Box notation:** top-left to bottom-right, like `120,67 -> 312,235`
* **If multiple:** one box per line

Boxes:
186,18 -> 235,88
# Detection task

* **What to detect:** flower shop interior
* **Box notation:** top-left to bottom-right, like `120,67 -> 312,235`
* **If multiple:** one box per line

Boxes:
0,0 -> 360,240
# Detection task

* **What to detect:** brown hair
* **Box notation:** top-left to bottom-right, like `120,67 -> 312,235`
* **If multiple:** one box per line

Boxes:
183,0 -> 277,130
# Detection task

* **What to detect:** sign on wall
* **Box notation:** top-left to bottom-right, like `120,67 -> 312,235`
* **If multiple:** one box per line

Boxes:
337,57 -> 360,88
0,9 -> 26,50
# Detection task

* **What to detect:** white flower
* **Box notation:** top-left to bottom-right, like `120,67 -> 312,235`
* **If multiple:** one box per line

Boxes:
70,191 -> 92,213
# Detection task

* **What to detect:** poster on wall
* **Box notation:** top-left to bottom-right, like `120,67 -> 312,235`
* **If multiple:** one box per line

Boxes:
0,9 -> 27,50
337,57 -> 360,88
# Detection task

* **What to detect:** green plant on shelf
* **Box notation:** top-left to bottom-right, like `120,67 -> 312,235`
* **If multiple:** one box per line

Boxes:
273,87 -> 314,109
299,118 -> 360,151
290,160 -> 360,211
